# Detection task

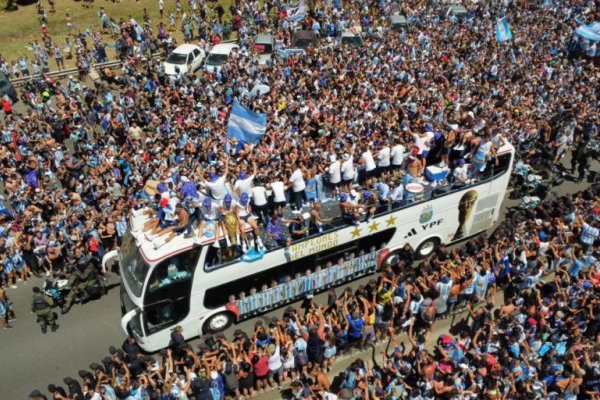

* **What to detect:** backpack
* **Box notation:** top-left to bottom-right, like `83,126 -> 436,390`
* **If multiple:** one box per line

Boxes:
295,349 -> 308,366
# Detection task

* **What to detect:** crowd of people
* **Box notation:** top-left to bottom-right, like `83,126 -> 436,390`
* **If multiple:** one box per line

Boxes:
0,0 -> 597,397
27,186 -> 600,400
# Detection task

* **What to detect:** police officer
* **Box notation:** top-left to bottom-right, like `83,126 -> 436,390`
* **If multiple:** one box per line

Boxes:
31,286 -> 58,333
62,256 -> 98,314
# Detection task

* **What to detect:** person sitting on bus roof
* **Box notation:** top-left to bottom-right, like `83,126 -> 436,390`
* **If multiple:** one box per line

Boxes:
145,197 -> 179,238
237,193 -> 265,252
289,214 -> 309,241
308,202 -> 333,235
266,212 -> 291,248
196,197 -> 223,247
361,191 -> 378,223
339,194 -> 361,225
388,178 -> 404,205
152,204 -> 191,249
452,159 -> 471,186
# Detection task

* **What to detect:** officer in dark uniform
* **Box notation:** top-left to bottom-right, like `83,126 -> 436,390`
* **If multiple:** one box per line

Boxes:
31,286 -> 58,333
62,248 -> 98,313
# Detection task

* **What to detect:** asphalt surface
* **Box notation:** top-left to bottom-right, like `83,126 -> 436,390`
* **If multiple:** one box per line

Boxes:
0,155 -> 597,399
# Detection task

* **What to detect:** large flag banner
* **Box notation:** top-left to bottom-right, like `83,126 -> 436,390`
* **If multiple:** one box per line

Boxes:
496,18 -> 513,42
284,2 -> 307,22
227,101 -> 267,144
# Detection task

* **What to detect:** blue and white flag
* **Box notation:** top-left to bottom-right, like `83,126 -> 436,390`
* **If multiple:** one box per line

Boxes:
496,18 -> 513,42
227,101 -> 267,144
284,2 -> 307,22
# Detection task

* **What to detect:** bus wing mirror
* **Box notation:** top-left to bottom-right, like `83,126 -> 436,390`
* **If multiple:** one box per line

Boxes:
121,308 -> 140,336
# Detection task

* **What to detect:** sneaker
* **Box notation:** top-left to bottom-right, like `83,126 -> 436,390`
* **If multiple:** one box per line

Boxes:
46,271 -> 50,277
41,326 -> 47,334
213,240 -> 220,248
10,285 -> 17,289
51,324 -> 59,332
292,210 -> 301,215
183,233 -> 193,239
2,325 -> 12,329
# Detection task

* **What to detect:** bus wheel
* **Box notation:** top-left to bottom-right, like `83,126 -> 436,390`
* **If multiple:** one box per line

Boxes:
416,238 -> 439,259
205,312 -> 234,333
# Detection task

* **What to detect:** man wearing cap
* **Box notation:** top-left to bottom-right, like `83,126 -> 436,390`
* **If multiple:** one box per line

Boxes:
31,286 -> 58,333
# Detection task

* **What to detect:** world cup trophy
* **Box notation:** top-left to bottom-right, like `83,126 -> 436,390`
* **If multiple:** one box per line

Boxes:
453,190 -> 478,240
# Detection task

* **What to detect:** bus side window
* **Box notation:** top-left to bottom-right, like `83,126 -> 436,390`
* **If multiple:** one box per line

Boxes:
148,247 -> 200,292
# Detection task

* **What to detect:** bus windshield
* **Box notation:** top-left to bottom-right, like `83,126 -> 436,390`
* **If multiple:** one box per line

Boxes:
120,230 -> 150,298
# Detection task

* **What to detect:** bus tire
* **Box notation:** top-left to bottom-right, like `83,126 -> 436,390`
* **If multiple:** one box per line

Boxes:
416,237 -> 440,259
204,312 -> 234,334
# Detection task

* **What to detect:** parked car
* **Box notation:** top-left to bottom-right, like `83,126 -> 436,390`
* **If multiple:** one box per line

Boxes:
253,34 -> 275,65
204,43 -> 240,73
389,14 -> 408,31
163,44 -> 206,76
292,30 -> 317,50
340,27 -> 363,48
0,73 -> 17,102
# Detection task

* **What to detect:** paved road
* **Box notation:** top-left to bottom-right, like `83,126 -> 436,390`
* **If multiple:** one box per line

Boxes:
0,157 -> 596,399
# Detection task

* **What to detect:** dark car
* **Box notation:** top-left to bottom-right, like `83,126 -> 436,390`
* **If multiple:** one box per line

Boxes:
0,73 -> 18,102
292,30 -> 317,50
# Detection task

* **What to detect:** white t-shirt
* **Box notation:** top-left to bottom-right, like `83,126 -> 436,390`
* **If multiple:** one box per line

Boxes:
234,176 -> 254,195
391,144 -> 405,166
251,186 -> 268,206
267,345 -> 283,371
377,146 -> 391,167
290,169 -> 306,192
205,176 -> 227,200
341,159 -> 354,180
271,181 -> 287,203
413,132 -> 434,154
362,150 -> 377,172
328,161 -> 341,184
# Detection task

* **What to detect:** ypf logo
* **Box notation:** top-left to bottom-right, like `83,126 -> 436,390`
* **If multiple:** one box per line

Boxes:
419,206 -> 433,224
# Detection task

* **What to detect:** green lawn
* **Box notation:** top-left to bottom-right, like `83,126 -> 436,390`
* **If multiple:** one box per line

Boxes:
0,0 -> 233,68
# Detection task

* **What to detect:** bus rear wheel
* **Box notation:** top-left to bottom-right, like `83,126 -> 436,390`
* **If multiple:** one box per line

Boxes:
204,312 -> 234,334
416,238 -> 439,259
379,250 -> 401,269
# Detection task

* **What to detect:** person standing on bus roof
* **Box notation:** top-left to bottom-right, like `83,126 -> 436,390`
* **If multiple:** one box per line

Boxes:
237,193 -> 266,252
202,160 -> 229,201
234,162 -> 257,197
196,197 -> 223,247
326,154 -> 342,200
341,153 -> 355,193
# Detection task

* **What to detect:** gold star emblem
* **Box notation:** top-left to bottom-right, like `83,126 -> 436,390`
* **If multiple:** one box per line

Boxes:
386,215 -> 397,227
351,226 -> 361,238
369,221 -> 380,233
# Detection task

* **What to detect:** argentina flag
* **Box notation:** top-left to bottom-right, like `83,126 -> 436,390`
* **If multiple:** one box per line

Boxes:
227,101 -> 267,144
496,18 -> 513,42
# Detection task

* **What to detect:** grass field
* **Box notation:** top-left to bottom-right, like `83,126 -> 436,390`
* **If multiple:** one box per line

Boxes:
0,0 -> 232,69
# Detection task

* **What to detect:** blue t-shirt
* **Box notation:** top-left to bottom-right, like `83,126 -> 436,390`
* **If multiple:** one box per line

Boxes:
347,314 -> 364,338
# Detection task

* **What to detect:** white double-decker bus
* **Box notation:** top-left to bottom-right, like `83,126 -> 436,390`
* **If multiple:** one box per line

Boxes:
105,143 -> 514,352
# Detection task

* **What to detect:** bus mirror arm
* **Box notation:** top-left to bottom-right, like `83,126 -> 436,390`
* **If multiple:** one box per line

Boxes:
102,249 -> 119,274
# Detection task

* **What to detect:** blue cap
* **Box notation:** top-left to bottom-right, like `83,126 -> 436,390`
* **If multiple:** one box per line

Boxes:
224,194 -> 232,203
340,194 -> 348,202
240,193 -> 249,204
240,171 -> 248,180
363,191 -> 372,199
458,159 -> 466,165
175,155 -> 184,164
203,197 -> 212,207
209,173 -> 218,182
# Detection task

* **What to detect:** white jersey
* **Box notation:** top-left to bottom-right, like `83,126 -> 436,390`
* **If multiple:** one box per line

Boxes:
205,176 -> 227,200
290,169 -> 306,192
234,175 -> 254,196
362,150 -> 377,171
251,185 -> 268,206
341,159 -> 354,180
391,144 -> 405,166
271,181 -> 287,203
328,161 -> 341,184
377,146 -> 391,167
